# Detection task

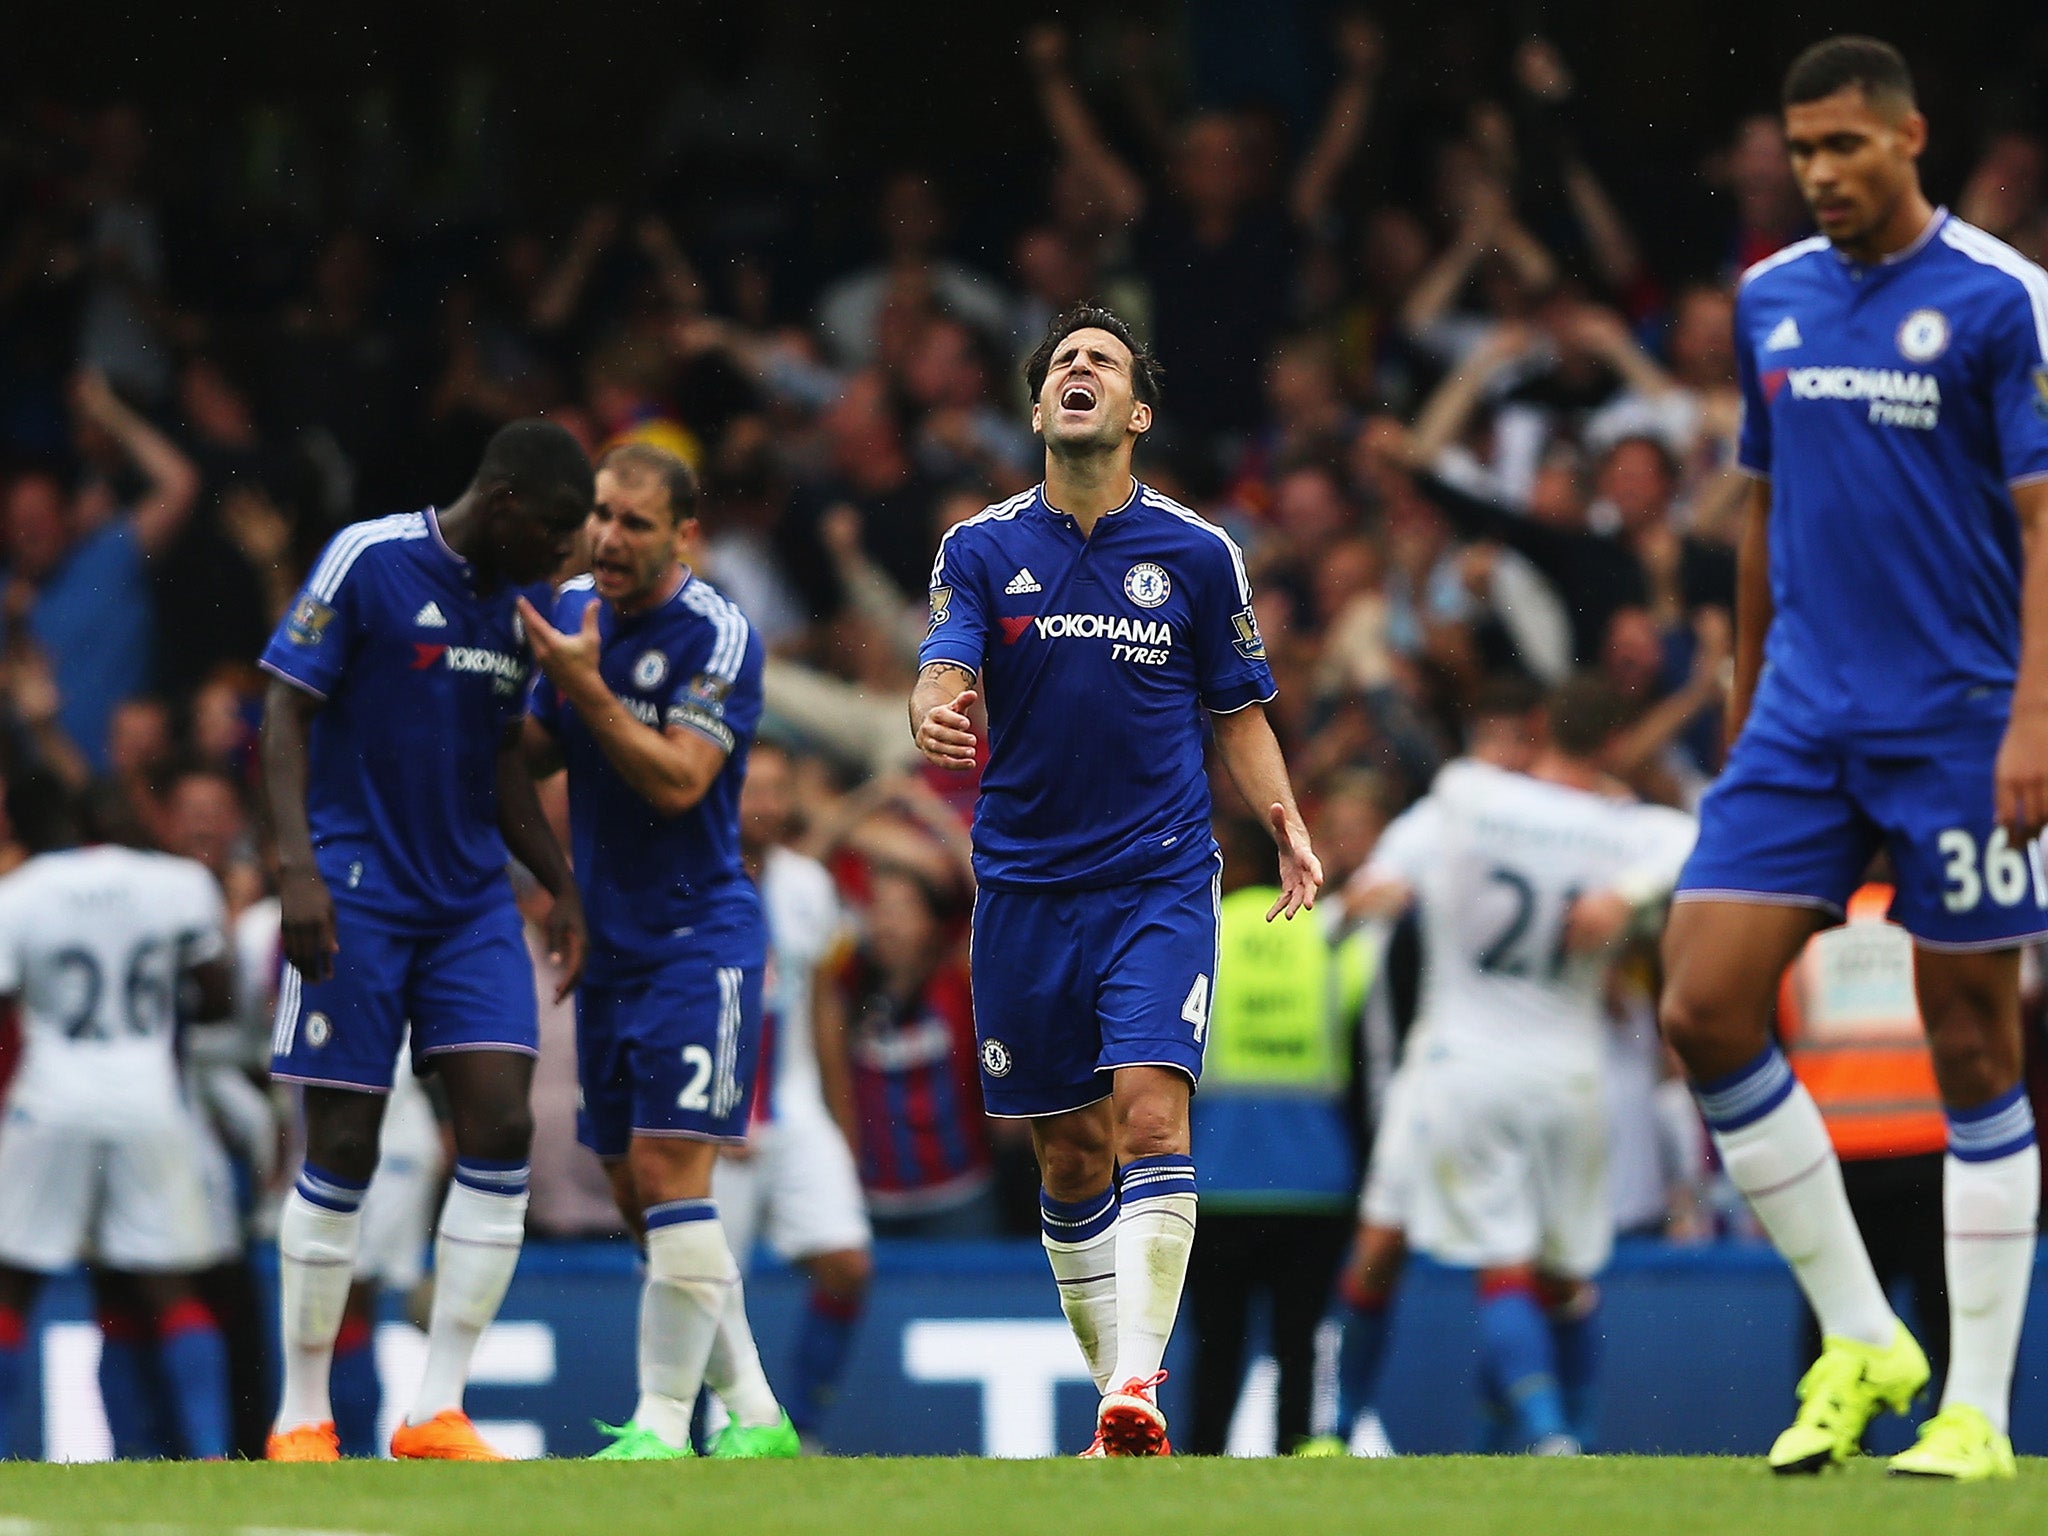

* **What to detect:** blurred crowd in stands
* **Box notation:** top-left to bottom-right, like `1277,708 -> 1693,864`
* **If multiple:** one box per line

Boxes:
2,10 -> 2046,1259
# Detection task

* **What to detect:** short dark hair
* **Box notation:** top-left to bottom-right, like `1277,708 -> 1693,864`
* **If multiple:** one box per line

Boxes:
1467,673 -> 1546,724
7,772 -> 77,855
597,441 -> 699,524
1782,36 -> 1916,113
1025,304 -> 1163,408
1547,674 -> 1632,761
472,418 -> 595,507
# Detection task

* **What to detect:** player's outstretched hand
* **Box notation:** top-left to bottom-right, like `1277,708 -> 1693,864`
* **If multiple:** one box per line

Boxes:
280,864 -> 339,982
1995,706 -> 2048,840
516,596 -> 600,690
915,689 -> 979,771
1266,801 -> 1324,921
546,886 -> 587,1001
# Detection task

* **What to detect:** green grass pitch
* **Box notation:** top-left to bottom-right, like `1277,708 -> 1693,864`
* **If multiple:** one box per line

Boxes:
2,1457 -> 2046,1536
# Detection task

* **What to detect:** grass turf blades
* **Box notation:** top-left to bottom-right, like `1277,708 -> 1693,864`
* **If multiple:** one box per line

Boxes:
0,1457 -> 2045,1536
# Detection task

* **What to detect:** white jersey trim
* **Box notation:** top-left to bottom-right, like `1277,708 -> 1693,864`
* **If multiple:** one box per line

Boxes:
306,512 -> 429,603
680,577 -> 752,682
1940,218 -> 2048,363
927,487 -> 1035,588
1138,486 -> 1253,604
1737,235 -> 1831,288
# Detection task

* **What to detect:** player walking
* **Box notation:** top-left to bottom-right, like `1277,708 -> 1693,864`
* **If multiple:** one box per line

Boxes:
261,421 -> 591,1462
1661,37 -> 2048,1480
715,739 -> 873,1444
910,305 -> 1322,1455
1351,679 -> 1697,1454
521,443 -> 796,1460
0,775 -> 238,1459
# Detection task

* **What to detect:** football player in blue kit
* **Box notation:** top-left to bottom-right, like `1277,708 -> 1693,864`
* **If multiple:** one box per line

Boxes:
261,420 -> 591,1461
910,306 -> 1322,1456
1659,38 -> 2048,1481
520,442 -> 795,1461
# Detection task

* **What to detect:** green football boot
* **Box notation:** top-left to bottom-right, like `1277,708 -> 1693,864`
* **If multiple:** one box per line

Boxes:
710,1410 -> 802,1459
1768,1322 -> 1929,1474
1888,1404 -> 2018,1481
589,1419 -> 694,1460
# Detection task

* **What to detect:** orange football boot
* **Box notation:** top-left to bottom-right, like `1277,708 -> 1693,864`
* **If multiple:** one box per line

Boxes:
390,1408 -> 508,1461
1096,1370 -> 1172,1457
265,1421 -> 341,1462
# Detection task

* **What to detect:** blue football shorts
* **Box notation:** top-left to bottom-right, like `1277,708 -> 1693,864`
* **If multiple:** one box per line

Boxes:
576,929 -> 766,1158
271,896 -> 537,1091
970,852 -> 1221,1118
1677,701 -> 2048,950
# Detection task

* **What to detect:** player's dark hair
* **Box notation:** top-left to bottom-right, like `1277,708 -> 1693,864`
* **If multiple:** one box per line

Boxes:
1547,674 -> 1632,761
1467,673 -> 1546,724
77,779 -> 152,851
1025,305 -> 1163,408
471,419 -> 596,508
1781,36 -> 1916,113
7,772 -> 78,855
597,441 -> 700,524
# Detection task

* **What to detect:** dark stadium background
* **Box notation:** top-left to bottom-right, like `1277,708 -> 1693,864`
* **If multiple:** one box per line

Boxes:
7,0 -> 2045,290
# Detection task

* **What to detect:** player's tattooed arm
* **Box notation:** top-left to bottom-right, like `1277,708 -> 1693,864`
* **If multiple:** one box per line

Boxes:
260,678 -> 338,981
1209,701 -> 1325,920
910,661 -> 980,771
496,719 -> 586,999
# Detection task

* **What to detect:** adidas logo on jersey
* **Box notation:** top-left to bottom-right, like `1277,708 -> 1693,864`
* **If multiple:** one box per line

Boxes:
414,601 -> 449,628
1764,316 -> 1803,352
1005,568 -> 1042,594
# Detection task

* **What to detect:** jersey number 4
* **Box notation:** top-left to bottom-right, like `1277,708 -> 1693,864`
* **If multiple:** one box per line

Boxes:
1182,974 -> 1211,1042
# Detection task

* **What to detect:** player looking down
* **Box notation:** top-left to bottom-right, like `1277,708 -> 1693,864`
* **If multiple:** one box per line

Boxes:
261,420 -> 590,1462
1660,36 -> 2048,1481
910,304 -> 1322,1456
522,442 -> 795,1460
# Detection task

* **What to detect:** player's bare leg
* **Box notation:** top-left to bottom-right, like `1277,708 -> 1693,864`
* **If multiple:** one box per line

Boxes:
388,1050 -> 533,1461
1331,1222 -> 1406,1453
1032,1097 -> 1120,1415
1662,899 -> 1924,1470
1889,946 -> 2034,1477
270,1086 -> 387,1460
599,1136 -> 789,1459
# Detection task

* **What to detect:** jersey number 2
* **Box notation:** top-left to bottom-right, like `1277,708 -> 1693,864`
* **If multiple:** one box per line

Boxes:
677,1045 -> 715,1112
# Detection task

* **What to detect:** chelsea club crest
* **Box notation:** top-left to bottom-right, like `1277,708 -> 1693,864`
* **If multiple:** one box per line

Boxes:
632,650 -> 670,690
1124,562 -> 1171,609
1896,308 -> 1950,364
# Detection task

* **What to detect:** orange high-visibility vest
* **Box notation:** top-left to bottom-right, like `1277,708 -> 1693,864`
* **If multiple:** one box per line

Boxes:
1778,884 -> 1947,1161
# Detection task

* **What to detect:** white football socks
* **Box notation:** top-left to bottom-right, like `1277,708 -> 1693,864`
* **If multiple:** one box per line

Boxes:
275,1167 -> 367,1431
1107,1156 -> 1198,1390
1040,1184 -> 1120,1393
1940,1089 -> 2039,1434
635,1201 -> 739,1449
1696,1051 -> 1895,1348
407,1163 -> 529,1424
704,1279 -> 785,1429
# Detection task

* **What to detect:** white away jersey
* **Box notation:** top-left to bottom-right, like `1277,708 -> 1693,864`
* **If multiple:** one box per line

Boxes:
757,846 -> 852,1121
1367,761 -> 1696,1071
0,846 -> 227,1122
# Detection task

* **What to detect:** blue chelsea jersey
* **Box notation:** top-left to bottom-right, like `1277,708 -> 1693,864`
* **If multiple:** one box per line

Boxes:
260,510 -> 543,929
919,480 -> 1276,890
529,572 -> 765,981
1736,211 -> 2048,734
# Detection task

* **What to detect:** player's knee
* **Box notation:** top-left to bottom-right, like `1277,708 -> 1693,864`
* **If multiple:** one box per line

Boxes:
809,1247 -> 872,1300
1656,983 -> 1757,1076
1034,1136 -> 1113,1200
304,1123 -> 381,1184
1116,1100 -> 1187,1163
455,1104 -> 534,1167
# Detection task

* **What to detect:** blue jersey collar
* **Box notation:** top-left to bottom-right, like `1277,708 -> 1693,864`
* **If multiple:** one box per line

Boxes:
1039,477 -> 1140,521
1834,206 -> 1948,274
425,506 -> 467,569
